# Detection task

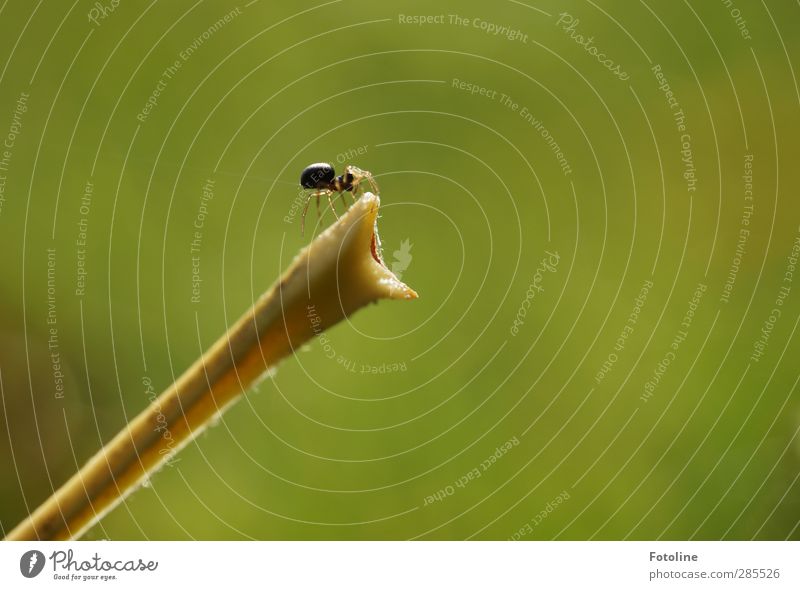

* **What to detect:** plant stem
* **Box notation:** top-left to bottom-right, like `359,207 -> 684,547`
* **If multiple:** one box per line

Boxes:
5,193 -> 416,541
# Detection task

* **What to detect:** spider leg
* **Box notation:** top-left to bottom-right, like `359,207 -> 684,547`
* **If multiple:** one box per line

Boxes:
301,190 -> 328,235
345,165 -> 379,195
349,177 -> 362,200
363,171 -> 379,194
326,191 -> 339,219
301,192 -> 313,236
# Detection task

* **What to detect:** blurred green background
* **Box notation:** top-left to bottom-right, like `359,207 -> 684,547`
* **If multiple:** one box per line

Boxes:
1,0 -> 799,540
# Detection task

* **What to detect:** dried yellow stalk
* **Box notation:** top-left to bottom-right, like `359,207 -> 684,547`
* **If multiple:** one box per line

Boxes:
5,193 -> 416,540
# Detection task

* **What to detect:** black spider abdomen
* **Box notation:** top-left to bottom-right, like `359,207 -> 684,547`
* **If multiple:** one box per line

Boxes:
300,162 -> 335,189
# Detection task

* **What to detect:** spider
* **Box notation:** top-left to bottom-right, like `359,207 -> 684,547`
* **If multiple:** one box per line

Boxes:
298,162 -> 379,234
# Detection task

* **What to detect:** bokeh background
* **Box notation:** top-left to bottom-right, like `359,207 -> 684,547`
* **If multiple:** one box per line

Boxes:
1,0 -> 799,540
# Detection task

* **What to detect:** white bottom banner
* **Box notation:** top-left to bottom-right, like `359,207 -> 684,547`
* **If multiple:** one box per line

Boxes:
1,541 -> 796,588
